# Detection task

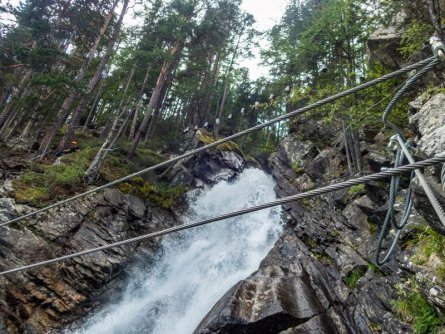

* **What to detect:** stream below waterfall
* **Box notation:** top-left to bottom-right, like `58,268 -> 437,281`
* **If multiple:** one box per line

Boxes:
68,168 -> 284,334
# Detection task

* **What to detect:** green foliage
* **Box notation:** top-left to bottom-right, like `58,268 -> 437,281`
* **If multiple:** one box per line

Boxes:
12,148 -> 96,207
368,219 -> 378,236
29,72 -> 80,90
314,251 -> 335,265
347,184 -> 365,197
405,225 -> 445,279
400,20 -> 434,58
392,279 -> 441,334
197,129 -> 243,156
367,263 -> 379,273
291,161 -> 304,174
344,267 -> 366,289
119,178 -> 187,209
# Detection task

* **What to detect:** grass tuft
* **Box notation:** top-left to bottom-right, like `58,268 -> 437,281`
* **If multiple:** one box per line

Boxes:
392,279 -> 441,334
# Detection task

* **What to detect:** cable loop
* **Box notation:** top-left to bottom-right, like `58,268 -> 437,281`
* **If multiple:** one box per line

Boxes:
375,148 -> 415,265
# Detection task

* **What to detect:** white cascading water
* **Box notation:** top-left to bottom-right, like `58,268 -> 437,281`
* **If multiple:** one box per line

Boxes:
72,168 -> 283,334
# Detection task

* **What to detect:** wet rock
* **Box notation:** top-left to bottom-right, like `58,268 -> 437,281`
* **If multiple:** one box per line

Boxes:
220,151 -> 243,170
195,233 -> 362,334
0,188 -> 176,333
169,163 -> 195,188
193,150 -> 243,185
127,194 -> 146,220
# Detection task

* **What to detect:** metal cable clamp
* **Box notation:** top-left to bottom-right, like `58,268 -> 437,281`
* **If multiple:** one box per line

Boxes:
430,34 -> 445,61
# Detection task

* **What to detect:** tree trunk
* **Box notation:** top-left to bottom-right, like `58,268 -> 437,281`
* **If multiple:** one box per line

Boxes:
0,70 -> 32,131
82,77 -> 105,133
0,89 -> 11,110
19,112 -> 38,141
4,116 -> 23,141
342,121 -> 354,174
214,80 -> 230,137
352,129 -> 362,172
56,0 -> 128,152
84,106 -> 130,184
38,0 -> 124,158
143,75 -> 172,143
129,65 -> 151,140
127,44 -> 182,159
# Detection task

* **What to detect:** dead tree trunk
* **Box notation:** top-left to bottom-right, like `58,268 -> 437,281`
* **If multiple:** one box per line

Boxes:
143,75 -> 172,143
129,65 -> 151,140
84,107 -> 129,183
82,77 -> 105,133
127,44 -> 182,159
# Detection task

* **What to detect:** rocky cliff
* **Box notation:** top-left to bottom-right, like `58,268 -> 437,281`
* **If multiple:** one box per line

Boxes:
0,145 -> 245,333
195,98 -> 445,333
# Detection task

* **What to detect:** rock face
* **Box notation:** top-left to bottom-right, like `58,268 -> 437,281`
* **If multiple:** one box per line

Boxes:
410,93 -> 445,156
0,141 -> 246,333
195,124 -> 445,333
408,92 -> 445,235
367,11 -> 406,69
192,150 -> 244,185
0,188 -> 178,333
165,141 -> 244,188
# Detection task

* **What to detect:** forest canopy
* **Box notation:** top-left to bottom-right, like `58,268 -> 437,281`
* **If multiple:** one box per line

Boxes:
0,0 -> 440,181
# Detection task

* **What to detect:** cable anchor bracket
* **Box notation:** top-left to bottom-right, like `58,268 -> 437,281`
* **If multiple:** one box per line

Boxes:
430,34 -> 445,61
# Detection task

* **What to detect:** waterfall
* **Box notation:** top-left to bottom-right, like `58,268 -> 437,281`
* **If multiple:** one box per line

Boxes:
71,168 -> 283,334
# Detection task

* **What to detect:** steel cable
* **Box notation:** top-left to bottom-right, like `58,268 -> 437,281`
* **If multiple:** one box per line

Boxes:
1,154 -> 445,276
375,149 -> 415,265
441,164 -> 445,194
0,56 -> 439,228
382,57 -> 441,139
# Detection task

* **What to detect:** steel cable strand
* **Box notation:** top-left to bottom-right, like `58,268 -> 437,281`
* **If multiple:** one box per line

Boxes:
374,142 -> 415,265
1,154 -> 445,276
0,56 -> 439,228
375,150 -> 405,265
375,57 -> 441,264
375,171 -> 415,266
391,143 -> 416,230
382,57 -> 441,139
441,163 -> 445,194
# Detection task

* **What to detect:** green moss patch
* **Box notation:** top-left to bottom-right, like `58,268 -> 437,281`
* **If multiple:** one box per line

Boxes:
197,129 -> 243,156
405,225 -> 445,280
392,279 -> 442,334
119,177 -> 187,209
344,267 -> 366,289
12,143 -> 165,208
12,148 -> 96,207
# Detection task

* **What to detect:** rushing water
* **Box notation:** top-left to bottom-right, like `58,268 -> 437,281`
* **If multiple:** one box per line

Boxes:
71,168 -> 283,334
